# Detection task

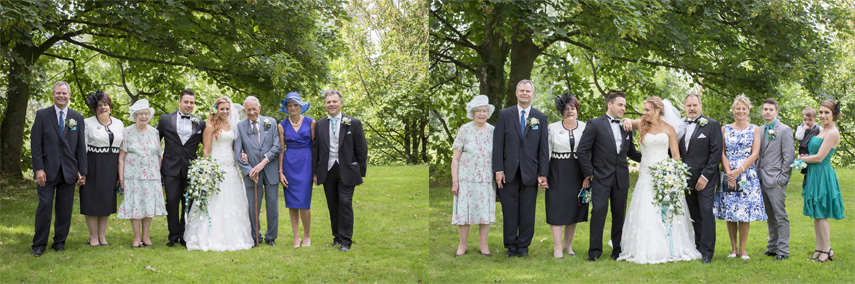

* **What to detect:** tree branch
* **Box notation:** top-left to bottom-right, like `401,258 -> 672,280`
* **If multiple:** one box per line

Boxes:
430,109 -> 455,146
429,50 -> 476,74
429,9 -> 476,49
586,54 -> 607,97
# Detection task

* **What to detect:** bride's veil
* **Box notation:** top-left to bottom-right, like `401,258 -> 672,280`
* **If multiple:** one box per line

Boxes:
221,96 -> 245,131
661,99 -> 686,139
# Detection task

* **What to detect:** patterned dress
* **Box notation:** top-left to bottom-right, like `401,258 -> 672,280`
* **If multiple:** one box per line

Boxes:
451,122 -> 496,225
117,125 -> 167,219
802,137 -> 845,219
713,124 -> 767,222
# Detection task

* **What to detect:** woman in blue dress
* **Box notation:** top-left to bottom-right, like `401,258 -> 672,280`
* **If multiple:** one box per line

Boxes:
713,94 -> 767,260
278,92 -> 315,248
798,99 -> 845,262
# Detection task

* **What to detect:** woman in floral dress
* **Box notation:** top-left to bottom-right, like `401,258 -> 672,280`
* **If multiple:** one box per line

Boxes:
117,100 -> 167,248
713,94 -> 767,260
451,95 -> 495,257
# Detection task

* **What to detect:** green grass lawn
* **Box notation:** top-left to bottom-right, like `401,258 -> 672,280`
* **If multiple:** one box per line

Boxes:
1,165 -> 427,283
430,170 -> 855,283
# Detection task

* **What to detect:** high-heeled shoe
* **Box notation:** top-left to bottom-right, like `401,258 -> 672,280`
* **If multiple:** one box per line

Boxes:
88,238 -> 100,247
808,250 -> 822,261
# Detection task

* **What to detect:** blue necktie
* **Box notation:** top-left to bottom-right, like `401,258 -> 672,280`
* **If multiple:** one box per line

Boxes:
59,110 -> 65,137
520,110 -> 526,136
332,117 -> 339,136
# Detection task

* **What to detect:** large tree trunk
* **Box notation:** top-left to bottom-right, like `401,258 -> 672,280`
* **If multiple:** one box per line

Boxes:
1,47 -> 36,179
477,8 -> 511,123
505,36 -> 541,109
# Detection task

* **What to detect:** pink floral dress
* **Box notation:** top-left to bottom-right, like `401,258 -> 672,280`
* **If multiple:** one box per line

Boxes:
117,125 -> 167,219
451,122 -> 496,225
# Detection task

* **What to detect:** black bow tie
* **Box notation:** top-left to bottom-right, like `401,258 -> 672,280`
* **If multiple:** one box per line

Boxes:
181,115 -> 191,119
686,120 -> 697,124
610,119 -> 621,124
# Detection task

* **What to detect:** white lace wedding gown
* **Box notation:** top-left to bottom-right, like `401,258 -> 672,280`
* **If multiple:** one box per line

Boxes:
184,130 -> 254,251
617,133 -> 702,264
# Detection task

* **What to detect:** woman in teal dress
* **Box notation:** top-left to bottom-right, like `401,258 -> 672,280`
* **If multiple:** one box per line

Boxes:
798,99 -> 844,263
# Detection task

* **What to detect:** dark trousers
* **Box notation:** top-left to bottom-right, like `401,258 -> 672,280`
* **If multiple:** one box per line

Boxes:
164,172 -> 191,242
323,163 -> 355,246
588,181 -> 627,258
246,171 -> 279,243
685,183 -> 716,258
32,170 -> 75,249
497,171 -> 538,254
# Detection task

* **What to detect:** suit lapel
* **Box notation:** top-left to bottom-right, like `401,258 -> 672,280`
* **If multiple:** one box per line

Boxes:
48,107 -> 62,138
338,115 -> 348,145
601,116 -> 618,153
684,116 -> 702,152
321,118 -> 330,148
512,109 -> 523,139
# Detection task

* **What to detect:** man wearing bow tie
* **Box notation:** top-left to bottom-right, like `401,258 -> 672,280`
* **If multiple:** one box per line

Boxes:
679,93 -> 722,264
577,92 -> 642,261
157,90 -> 206,247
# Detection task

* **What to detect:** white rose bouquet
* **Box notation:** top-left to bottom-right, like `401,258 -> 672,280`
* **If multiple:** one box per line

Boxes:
185,157 -> 226,221
649,157 -> 691,254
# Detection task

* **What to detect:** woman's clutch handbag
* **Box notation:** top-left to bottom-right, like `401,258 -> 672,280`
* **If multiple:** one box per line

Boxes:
721,173 -> 743,193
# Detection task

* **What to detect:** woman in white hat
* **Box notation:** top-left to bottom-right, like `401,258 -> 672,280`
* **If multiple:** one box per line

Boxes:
117,99 -> 167,248
451,95 -> 496,257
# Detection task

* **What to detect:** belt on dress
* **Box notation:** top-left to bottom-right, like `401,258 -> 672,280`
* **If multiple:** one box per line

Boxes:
551,152 -> 577,159
87,145 -> 120,154
285,143 -> 310,149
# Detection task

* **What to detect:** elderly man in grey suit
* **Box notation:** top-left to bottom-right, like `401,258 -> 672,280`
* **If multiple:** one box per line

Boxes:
235,96 -> 281,247
756,98 -> 795,261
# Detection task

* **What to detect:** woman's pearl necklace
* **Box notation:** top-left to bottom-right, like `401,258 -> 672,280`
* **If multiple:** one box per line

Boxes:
289,116 -> 303,126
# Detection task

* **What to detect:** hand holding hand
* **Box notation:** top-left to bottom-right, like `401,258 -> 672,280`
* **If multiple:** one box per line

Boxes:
119,179 -> 125,191
452,182 -> 459,196
313,175 -> 317,185
495,172 -> 505,189
241,152 -> 248,163
76,173 -> 86,186
35,171 -> 46,186
538,175 -> 548,190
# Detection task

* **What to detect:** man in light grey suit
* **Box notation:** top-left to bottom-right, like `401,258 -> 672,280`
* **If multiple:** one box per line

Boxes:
756,98 -> 795,261
235,96 -> 282,246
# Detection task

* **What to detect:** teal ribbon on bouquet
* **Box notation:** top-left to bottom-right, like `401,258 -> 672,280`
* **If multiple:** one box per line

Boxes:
659,205 -> 674,256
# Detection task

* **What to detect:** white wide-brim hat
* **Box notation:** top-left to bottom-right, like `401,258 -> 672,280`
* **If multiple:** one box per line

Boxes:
129,99 -> 156,122
466,95 -> 495,120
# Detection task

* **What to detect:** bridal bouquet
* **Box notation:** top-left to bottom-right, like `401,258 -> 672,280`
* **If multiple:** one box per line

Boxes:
649,158 -> 691,254
185,157 -> 226,220
791,158 -> 807,170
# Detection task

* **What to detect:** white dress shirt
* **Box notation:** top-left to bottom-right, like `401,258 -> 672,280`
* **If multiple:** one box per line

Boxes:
54,105 -> 68,125
517,105 -> 531,126
327,112 -> 343,170
175,111 -> 193,145
685,116 -> 699,149
605,113 -> 622,153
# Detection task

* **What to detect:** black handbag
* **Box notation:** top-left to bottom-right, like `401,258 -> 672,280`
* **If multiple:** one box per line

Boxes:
721,172 -> 743,193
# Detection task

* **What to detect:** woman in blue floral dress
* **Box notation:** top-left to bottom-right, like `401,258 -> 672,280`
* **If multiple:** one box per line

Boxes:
713,95 -> 767,260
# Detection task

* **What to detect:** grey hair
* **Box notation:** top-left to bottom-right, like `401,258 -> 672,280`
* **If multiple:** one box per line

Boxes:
516,80 -> 535,94
52,81 -> 71,93
684,93 -> 702,104
243,96 -> 260,106
324,89 -> 343,101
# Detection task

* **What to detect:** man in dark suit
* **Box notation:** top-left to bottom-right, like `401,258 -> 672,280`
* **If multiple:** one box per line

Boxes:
679,93 -> 722,264
156,90 -> 206,247
492,80 -> 549,258
577,92 -> 642,261
313,89 -> 368,252
30,81 -> 87,257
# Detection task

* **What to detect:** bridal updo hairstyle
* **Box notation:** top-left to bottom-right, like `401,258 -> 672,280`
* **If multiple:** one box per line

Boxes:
639,96 -> 664,145
86,90 -> 112,114
819,99 -> 842,121
208,97 -> 231,139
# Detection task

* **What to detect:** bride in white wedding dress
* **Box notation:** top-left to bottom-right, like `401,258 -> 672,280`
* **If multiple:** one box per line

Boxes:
618,97 -> 702,264
184,97 -> 254,251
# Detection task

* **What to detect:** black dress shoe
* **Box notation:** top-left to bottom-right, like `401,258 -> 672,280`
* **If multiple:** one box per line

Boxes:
775,255 -> 788,261
327,241 -> 342,247
179,239 -> 187,247
587,256 -> 598,262
265,239 -> 276,246
517,252 -> 528,258
763,250 -> 777,256
702,256 -> 712,264
32,247 -> 45,257
339,245 -> 350,252
610,254 -> 619,260
166,240 -> 176,247
505,251 -> 517,258
51,243 -> 65,252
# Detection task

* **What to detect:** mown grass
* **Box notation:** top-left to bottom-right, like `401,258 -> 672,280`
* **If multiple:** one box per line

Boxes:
430,170 -> 855,283
1,165 -> 427,283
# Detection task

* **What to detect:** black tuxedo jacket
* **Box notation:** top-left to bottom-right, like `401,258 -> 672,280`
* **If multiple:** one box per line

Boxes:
156,112 -> 206,176
31,106 -> 87,184
491,106 -> 549,186
313,115 -> 368,187
679,115 -> 722,188
577,114 -> 642,190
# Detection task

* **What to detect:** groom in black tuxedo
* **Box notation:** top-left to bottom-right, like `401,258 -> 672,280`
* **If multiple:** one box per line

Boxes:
30,81 -> 87,257
313,89 -> 368,252
577,92 -> 642,261
492,80 -> 549,258
680,94 -> 722,264
156,90 -> 206,247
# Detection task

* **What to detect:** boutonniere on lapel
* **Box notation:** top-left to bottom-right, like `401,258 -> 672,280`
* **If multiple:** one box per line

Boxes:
263,118 -> 272,129
698,117 -> 708,126
768,129 -> 778,140
527,117 -> 539,130
341,117 -> 352,126
190,116 -> 200,124
66,118 -> 78,130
